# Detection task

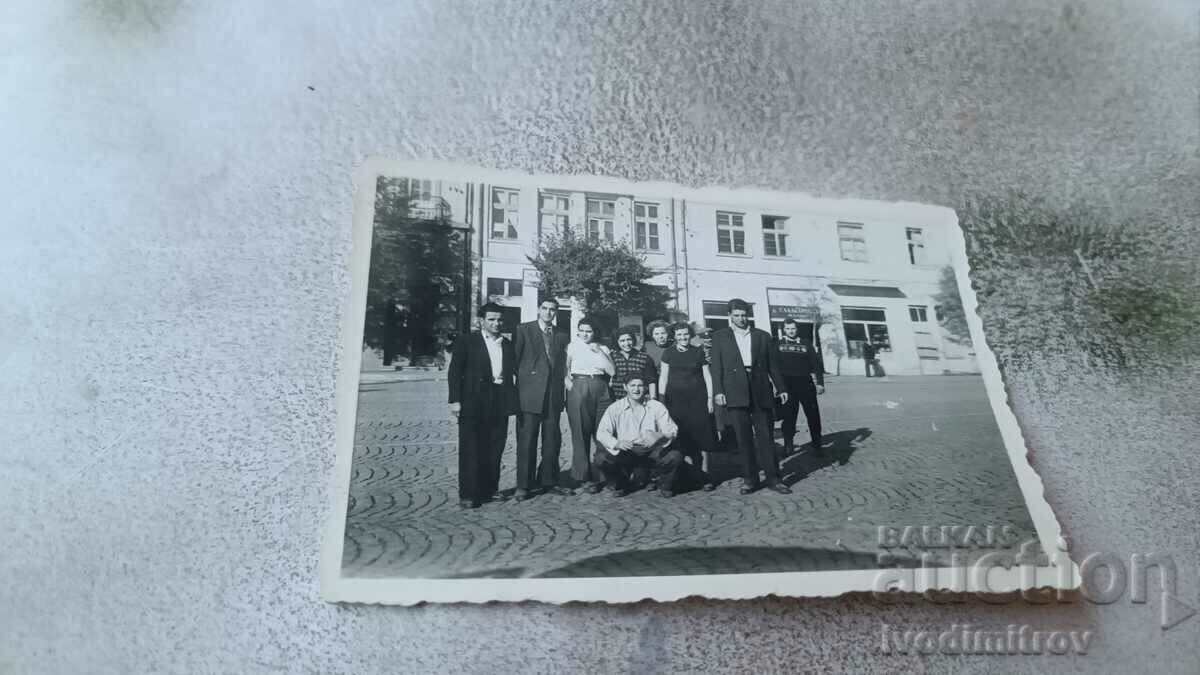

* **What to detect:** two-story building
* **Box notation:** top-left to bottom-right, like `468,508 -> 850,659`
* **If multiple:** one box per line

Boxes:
381,176 -> 978,376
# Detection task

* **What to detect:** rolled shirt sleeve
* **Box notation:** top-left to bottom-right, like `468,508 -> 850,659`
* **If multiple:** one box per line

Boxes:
595,401 -> 620,454
652,401 -> 678,441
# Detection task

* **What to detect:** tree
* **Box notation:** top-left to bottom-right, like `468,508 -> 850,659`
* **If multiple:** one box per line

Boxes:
526,231 -> 672,332
932,265 -> 972,345
824,331 -> 847,376
795,290 -> 842,373
363,177 -> 466,365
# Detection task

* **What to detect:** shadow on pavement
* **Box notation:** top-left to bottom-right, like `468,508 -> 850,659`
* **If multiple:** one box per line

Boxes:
531,544 -> 927,578
780,427 -> 872,486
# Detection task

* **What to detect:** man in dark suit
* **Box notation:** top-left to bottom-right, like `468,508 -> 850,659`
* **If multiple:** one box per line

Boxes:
448,302 -> 516,509
512,298 -> 574,501
709,299 -> 791,495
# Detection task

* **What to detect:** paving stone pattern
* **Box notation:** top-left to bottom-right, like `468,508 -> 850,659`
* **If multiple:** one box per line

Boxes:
341,375 -> 1037,578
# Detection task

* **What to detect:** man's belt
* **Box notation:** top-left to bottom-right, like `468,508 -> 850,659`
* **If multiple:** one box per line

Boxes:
571,373 -> 609,379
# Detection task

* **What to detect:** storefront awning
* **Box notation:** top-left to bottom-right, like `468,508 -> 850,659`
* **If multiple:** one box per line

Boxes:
827,284 -> 907,298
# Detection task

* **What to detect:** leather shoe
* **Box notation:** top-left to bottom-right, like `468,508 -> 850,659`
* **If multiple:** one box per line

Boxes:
766,482 -> 792,495
489,492 -> 509,502
513,489 -> 530,502
659,489 -> 675,498
543,486 -> 575,497
583,483 -> 603,494
458,499 -> 478,509
739,483 -> 758,495
611,488 -> 630,498
702,482 -> 717,492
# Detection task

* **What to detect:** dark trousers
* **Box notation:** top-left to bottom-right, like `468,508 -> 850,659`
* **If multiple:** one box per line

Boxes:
780,376 -> 822,449
594,445 -> 684,492
457,414 -> 508,502
566,376 -> 610,483
515,390 -> 563,490
865,359 -> 885,377
727,406 -> 778,485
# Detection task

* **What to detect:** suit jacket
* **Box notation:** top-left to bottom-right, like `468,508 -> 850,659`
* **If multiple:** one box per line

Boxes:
512,320 -> 570,414
709,326 -> 784,409
447,331 -> 516,418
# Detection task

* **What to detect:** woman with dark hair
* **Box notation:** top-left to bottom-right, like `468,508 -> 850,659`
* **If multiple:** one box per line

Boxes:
658,321 -> 717,491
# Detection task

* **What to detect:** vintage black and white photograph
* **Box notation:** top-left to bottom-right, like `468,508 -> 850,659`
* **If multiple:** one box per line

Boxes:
322,161 -> 1064,604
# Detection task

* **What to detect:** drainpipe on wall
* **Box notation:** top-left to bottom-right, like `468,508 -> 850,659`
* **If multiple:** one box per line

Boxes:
680,198 -> 691,319
669,197 -> 679,313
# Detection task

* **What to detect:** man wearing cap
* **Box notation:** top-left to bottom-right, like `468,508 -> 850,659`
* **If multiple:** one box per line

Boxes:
594,376 -> 686,498
774,318 -> 825,456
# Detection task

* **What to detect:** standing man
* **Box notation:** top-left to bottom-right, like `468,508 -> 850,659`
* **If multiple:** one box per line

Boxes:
564,317 -> 615,493
447,302 -> 516,509
863,341 -> 885,377
513,298 -> 574,501
594,376 -> 686,498
709,299 -> 791,495
774,319 -> 825,456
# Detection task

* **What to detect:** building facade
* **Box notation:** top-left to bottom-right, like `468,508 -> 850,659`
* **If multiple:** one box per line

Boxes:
386,177 -> 978,376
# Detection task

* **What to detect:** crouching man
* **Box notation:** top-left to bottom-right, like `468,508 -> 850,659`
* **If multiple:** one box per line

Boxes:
594,376 -> 685,498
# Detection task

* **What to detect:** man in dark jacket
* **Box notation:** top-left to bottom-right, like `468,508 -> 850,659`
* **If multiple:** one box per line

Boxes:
774,319 -> 825,456
709,299 -> 791,495
448,302 -> 516,508
511,299 -> 574,501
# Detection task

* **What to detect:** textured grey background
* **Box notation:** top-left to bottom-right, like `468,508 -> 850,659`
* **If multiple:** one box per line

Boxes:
2,0 -> 1198,673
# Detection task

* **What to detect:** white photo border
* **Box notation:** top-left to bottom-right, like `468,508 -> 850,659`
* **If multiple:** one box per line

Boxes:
320,159 -> 1073,604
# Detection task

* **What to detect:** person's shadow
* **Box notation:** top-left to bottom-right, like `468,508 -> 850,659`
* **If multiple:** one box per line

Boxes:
779,427 -> 872,486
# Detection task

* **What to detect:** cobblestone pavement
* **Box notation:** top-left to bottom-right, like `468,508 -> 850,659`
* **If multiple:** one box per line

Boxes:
341,375 -> 1037,579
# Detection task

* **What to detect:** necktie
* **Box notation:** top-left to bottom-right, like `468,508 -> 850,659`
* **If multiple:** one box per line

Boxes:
542,324 -> 553,357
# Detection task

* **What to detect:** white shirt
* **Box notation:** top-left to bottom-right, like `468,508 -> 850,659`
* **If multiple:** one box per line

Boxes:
595,397 -> 678,455
482,332 -> 504,383
732,325 -> 753,367
567,339 -> 613,375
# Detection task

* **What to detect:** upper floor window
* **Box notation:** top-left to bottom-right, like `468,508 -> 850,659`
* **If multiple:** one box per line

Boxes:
906,227 -> 927,265
491,188 -> 519,239
838,222 -> 868,262
908,305 -> 928,322
397,178 -> 433,201
539,192 -> 570,236
487,277 -> 524,297
634,202 -> 661,251
586,198 -> 615,242
717,211 -> 746,254
762,215 -> 788,257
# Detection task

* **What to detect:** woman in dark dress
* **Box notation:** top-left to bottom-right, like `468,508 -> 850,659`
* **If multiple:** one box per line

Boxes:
658,322 -> 717,491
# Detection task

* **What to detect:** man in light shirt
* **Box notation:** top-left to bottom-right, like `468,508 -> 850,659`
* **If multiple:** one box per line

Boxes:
594,376 -> 686,498
709,298 -> 791,495
447,302 -> 516,508
564,317 -> 615,493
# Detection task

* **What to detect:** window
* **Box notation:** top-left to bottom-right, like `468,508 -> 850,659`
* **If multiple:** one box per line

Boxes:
586,198 -> 615,242
906,227 -> 927,265
486,278 -> 523,297
634,202 -> 661,251
702,300 -> 755,331
762,215 -> 788,257
539,192 -> 570,235
908,305 -> 928,322
838,222 -> 868,262
841,306 -> 890,358
397,177 -> 432,201
491,188 -> 519,239
717,211 -> 746,254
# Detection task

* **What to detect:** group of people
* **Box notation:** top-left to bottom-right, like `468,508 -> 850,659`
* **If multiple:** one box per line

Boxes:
446,298 -> 826,508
